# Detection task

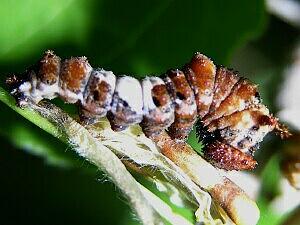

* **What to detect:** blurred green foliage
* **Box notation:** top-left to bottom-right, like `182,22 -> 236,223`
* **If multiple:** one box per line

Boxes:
0,0 -> 298,224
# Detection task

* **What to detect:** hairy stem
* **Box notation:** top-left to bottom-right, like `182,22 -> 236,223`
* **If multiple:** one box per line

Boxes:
151,132 -> 260,225
29,102 -> 166,225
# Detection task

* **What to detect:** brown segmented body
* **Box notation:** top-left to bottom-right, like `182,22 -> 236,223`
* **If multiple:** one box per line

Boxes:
209,67 -> 240,113
80,69 -> 116,124
165,69 -> 197,140
38,50 -> 61,85
207,105 -> 274,154
152,84 -> 169,107
203,78 -> 260,126
7,50 -> 291,171
60,57 -> 90,92
60,57 -> 92,103
141,77 -> 174,137
184,53 -> 216,118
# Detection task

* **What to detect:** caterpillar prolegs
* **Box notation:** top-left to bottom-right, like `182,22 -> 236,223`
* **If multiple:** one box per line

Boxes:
6,50 -> 291,170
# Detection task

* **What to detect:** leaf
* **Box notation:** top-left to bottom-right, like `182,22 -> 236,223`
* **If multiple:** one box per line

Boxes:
0,0 -> 91,61
86,0 -> 266,75
0,87 -> 63,139
0,86 -> 80,167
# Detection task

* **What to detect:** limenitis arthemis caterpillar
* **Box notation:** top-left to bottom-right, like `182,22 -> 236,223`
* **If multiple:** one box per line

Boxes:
6,50 -> 291,170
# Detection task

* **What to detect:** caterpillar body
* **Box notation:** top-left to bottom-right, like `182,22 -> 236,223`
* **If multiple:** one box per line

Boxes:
6,50 -> 291,171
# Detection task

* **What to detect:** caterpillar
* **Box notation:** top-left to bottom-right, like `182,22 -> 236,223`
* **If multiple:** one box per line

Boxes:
6,50 -> 291,171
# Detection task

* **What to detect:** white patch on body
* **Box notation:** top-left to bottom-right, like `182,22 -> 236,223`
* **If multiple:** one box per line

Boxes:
142,76 -> 165,113
17,72 -> 59,103
223,106 -> 273,152
100,69 -> 116,92
82,69 -> 116,112
37,82 -> 59,100
199,92 -> 212,105
115,76 -> 143,115
58,88 -> 82,103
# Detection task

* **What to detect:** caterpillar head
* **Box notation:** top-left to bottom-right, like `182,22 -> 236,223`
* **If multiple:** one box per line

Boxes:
6,72 -> 34,107
196,107 -> 292,171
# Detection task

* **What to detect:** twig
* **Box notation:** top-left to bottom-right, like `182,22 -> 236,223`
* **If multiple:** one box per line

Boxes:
151,132 -> 260,225
29,102 -> 163,225
84,116 -> 227,224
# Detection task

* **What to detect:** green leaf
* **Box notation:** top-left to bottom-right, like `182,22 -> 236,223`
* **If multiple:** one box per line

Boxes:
0,87 -> 63,139
0,0 -> 91,61
88,0 -> 266,75
0,87 -> 79,167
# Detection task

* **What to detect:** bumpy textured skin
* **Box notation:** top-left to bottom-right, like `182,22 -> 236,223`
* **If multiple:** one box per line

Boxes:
184,53 -> 216,117
203,78 -> 260,126
141,77 -> 174,137
59,57 -> 92,103
206,105 -> 275,154
8,50 -> 289,171
38,50 -> 61,85
209,67 -> 240,113
205,141 -> 257,170
80,69 -> 116,124
164,69 -> 197,140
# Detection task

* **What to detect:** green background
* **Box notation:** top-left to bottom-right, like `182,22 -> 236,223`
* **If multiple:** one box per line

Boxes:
0,0 -> 299,224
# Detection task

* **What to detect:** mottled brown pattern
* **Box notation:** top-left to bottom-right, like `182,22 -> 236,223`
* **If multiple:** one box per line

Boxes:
96,81 -> 111,102
8,50 -> 291,171
165,69 -> 197,139
108,95 -> 143,131
184,53 -> 216,118
38,50 -> 61,85
107,103 -> 141,131
209,67 -> 240,113
151,84 -> 169,107
203,78 -> 259,126
84,79 -> 111,114
205,141 -> 257,170
207,106 -> 271,132
80,70 -> 116,123
60,57 -> 91,92
142,83 -> 174,137
141,111 -> 174,137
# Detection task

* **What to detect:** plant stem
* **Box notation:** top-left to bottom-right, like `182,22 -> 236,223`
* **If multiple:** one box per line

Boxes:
29,101 -> 164,225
